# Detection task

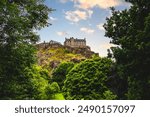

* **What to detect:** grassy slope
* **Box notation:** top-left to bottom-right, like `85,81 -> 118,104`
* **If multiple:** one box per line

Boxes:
37,47 -> 86,74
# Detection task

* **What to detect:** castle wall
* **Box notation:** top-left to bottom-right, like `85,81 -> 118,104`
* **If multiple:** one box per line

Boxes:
36,40 -> 62,49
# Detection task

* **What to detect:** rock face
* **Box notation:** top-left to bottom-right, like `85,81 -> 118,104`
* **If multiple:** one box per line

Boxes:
63,46 -> 97,58
36,40 -> 99,72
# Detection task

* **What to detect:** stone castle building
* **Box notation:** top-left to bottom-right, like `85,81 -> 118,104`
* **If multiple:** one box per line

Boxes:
37,37 -> 91,51
64,37 -> 86,48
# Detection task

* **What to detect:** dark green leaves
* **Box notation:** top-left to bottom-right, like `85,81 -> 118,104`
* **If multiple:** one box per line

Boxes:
0,0 -> 52,99
104,0 -> 150,99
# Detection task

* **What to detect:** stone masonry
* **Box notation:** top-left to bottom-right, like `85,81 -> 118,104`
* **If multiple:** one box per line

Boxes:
64,37 -> 86,48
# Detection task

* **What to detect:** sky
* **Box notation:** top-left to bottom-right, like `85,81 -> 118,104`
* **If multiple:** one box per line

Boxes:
38,0 -> 131,56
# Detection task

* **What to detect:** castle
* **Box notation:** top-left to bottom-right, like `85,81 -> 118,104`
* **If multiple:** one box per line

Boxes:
37,37 -> 98,59
64,37 -> 86,48
37,37 -> 90,50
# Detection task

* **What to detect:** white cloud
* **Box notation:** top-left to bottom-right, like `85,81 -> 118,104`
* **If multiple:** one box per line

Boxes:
57,31 -> 68,36
87,10 -> 93,18
80,27 -> 95,34
74,0 -> 121,9
49,17 -> 57,21
65,9 -> 93,22
47,17 -> 57,24
97,23 -> 105,31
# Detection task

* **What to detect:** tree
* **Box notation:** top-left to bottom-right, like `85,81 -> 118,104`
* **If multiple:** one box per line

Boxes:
106,63 -> 128,99
63,58 -> 117,100
24,65 -> 61,100
24,65 -> 50,99
104,0 -> 150,99
0,0 -> 51,99
51,62 -> 74,90
45,82 -> 60,99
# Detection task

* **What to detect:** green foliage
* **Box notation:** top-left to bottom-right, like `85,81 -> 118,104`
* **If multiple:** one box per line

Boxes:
24,65 -> 50,99
103,90 -> 117,100
106,64 -> 128,99
51,62 -> 74,89
45,82 -> 61,99
52,93 -> 65,100
25,65 -> 61,100
0,0 -> 51,99
0,44 -> 37,99
63,57 -> 117,100
104,0 -> 150,99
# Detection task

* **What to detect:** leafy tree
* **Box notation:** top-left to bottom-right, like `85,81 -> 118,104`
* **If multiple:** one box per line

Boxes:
106,63 -> 128,99
104,0 -> 150,99
24,65 -> 50,99
24,65 -> 61,100
0,0 -> 51,99
63,58 -> 117,100
45,82 -> 60,99
51,62 -> 74,90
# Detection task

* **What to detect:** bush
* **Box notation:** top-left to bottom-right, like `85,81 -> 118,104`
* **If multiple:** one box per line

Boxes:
63,57 -> 117,100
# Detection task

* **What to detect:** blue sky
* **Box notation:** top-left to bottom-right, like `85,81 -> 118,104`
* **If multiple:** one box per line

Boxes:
38,0 -> 130,56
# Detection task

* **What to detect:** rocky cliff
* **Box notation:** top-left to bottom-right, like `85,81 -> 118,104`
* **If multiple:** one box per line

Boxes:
36,43 -> 99,74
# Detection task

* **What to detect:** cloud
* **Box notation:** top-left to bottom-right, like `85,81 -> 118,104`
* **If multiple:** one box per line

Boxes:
47,16 -> 57,24
74,0 -> 121,9
65,9 -> 93,22
49,17 -> 57,21
87,10 -> 93,18
97,23 -> 105,31
57,31 -> 68,36
80,27 -> 95,34
100,43 -> 116,49
60,0 -> 130,9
